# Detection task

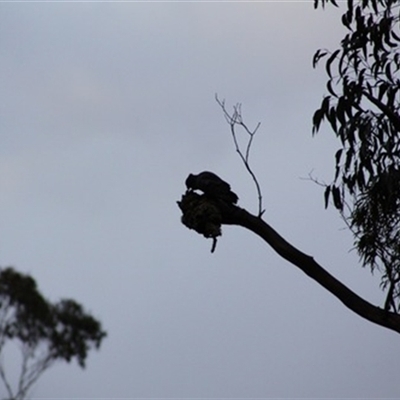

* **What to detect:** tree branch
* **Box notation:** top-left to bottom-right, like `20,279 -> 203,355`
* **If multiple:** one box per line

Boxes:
0,358 -> 14,400
361,90 -> 400,133
215,95 -> 264,217
219,204 -> 400,334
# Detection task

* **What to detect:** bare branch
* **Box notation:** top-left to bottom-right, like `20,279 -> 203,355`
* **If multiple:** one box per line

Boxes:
299,170 -> 328,187
215,94 -> 264,217
0,357 -> 14,400
227,205 -> 400,334
15,345 -> 54,400
178,193 -> 400,334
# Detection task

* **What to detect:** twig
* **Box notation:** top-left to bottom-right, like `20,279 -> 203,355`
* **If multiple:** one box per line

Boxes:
215,94 -> 265,217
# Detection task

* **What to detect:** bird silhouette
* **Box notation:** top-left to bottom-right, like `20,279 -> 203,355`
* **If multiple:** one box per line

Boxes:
185,171 -> 238,204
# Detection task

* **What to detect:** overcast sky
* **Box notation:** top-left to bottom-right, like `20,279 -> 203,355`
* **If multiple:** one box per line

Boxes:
1,1 -> 400,399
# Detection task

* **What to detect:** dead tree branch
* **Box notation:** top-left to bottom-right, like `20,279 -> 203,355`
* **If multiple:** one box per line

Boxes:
216,95 -> 264,217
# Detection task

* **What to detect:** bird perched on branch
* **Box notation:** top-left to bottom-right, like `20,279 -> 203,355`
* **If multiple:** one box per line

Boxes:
185,171 -> 238,204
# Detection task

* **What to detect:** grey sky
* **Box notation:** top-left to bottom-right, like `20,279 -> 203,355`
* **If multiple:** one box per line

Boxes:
1,1 -> 399,399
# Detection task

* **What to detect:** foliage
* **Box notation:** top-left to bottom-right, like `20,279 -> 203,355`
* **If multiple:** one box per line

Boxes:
312,0 -> 400,311
0,267 -> 107,400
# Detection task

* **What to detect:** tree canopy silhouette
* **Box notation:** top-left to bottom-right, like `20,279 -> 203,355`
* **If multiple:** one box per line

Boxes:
313,0 -> 400,312
0,267 -> 107,400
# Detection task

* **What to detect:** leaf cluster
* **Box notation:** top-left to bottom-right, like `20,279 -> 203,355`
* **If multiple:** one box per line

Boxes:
0,267 -> 106,367
313,0 -> 400,311
0,267 -> 107,400
0,268 -> 53,348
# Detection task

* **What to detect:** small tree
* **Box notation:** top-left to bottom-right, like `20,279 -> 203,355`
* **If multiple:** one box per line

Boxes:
0,267 -> 107,400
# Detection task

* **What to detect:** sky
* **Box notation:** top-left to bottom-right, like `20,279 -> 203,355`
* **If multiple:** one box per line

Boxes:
1,1 -> 400,399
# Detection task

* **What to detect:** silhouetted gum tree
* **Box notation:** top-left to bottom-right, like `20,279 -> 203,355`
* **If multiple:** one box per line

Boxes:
179,0 -> 400,334
312,0 -> 400,312
0,267 -> 107,400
